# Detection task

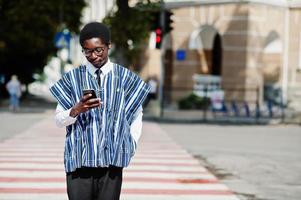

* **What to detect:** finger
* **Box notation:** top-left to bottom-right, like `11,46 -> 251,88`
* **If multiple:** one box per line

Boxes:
87,100 -> 102,108
81,94 -> 92,102
86,98 -> 101,105
88,103 -> 101,108
87,100 -> 101,107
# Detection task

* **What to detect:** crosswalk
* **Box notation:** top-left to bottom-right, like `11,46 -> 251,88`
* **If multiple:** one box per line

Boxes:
0,117 -> 67,200
0,117 -> 240,200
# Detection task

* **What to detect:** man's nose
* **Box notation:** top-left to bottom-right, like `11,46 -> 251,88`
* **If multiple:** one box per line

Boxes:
90,51 -> 98,58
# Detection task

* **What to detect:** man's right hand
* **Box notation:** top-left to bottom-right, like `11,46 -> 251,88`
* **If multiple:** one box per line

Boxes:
69,94 -> 101,117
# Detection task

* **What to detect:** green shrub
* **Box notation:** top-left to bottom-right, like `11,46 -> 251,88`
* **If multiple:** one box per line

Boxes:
178,93 -> 211,110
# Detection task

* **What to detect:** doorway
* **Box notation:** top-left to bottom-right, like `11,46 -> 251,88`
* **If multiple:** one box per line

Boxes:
212,33 -> 222,76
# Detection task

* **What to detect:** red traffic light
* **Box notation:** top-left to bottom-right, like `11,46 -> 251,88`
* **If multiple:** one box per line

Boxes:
155,28 -> 162,35
155,28 -> 162,48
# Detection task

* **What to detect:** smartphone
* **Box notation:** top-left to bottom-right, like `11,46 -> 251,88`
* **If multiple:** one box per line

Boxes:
83,89 -> 97,99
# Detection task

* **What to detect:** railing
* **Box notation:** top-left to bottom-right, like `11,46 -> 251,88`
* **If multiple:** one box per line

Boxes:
160,86 -> 286,122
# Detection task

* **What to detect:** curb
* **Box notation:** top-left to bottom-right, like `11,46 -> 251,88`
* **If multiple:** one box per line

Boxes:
143,115 -> 284,125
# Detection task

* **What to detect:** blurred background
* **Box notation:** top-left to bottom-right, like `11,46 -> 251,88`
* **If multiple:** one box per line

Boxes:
1,0 -> 301,122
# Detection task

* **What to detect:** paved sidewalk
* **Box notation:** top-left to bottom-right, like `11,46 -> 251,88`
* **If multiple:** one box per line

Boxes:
0,115 -> 240,200
143,100 -> 294,125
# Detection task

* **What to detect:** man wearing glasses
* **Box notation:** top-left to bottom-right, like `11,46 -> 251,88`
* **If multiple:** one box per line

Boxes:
50,22 -> 150,200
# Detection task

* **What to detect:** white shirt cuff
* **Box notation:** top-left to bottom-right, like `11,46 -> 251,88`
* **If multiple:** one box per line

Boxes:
55,104 -> 77,128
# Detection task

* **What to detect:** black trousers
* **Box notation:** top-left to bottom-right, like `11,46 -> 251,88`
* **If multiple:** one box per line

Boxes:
66,166 -> 123,200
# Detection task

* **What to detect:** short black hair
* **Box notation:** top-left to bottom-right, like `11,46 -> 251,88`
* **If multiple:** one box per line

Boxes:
79,22 -> 110,46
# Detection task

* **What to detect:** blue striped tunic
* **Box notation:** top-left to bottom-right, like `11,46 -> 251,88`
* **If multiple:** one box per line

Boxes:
49,64 -> 150,172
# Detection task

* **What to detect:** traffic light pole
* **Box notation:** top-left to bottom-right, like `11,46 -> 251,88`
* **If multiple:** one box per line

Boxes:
159,0 -> 165,118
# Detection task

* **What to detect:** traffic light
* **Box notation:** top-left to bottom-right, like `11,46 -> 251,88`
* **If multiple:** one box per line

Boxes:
150,10 -> 173,49
163,10 -> 173,33
155,27 -> 162,49
150,11 -> 162,49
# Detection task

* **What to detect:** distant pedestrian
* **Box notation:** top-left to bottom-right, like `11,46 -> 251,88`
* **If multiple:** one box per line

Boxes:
6,75 -> 22,111
49,22 -> 150,200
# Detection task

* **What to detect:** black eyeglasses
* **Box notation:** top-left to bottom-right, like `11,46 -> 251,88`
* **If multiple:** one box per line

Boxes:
82,47 -> 106,57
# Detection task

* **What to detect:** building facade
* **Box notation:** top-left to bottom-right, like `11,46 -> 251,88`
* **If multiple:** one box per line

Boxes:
140,0 -> 301,110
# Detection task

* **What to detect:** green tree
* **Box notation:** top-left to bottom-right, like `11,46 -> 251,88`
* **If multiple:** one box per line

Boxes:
0,0 -> 86,88
103,0 -> 160,69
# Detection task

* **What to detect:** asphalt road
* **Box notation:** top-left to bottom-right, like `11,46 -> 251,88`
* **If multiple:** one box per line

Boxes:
0,96 -> 56,140
159,123 -> 301,200
0,111 -> 53,141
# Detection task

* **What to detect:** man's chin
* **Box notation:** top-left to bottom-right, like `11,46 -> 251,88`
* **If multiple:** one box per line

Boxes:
92,62 -> 106,68
92,62 -> 103,68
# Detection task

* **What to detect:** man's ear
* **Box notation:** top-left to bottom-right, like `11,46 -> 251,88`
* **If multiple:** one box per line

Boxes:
108,43 -> 112,49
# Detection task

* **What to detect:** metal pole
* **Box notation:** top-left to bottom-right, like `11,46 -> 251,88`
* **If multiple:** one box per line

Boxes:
255,86 -> 260,122
203,84 -> 208,121
159,0 -> 165,118
282,6 -> 289,105
280,89 -> 285,123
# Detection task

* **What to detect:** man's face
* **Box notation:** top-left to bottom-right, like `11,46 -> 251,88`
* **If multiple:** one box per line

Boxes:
82,38 -> 110,68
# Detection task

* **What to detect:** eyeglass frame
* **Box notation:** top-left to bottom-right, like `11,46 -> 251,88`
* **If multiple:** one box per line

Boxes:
81,46 -> 107,57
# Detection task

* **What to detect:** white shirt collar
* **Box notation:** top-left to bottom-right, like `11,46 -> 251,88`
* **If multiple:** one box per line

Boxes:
85,59 -> 113,76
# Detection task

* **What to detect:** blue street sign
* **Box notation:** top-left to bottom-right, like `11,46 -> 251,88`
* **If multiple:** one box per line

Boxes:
54,29 -> 71,49
176,49 -> 186,61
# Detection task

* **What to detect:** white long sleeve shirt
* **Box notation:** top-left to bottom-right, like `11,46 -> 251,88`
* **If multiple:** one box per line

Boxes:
54,60 -> 144,145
